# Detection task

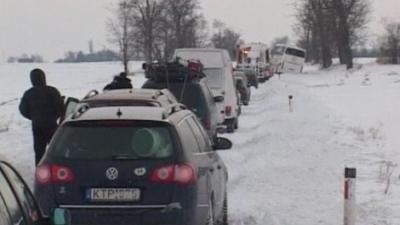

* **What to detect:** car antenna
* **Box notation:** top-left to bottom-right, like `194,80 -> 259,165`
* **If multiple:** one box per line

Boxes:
179,70 -> 189,103
165,60 -> 170,94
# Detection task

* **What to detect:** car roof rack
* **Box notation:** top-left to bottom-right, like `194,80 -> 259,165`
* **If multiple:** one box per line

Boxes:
144,59 -> 206,82
162,103 -> 187,119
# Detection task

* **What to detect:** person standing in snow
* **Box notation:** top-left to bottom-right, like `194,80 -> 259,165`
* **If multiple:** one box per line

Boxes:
103,72 -> 133,90
19,68 -> 64,165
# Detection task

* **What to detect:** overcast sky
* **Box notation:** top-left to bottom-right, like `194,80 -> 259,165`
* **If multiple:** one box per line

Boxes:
0,0 -> 399,62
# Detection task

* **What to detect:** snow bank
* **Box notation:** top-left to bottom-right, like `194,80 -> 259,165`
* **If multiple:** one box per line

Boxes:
1,60 -> 399,225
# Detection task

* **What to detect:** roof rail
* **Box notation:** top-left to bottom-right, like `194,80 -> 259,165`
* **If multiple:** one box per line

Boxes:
83,90 -> 99,100
162,103 -> 187,119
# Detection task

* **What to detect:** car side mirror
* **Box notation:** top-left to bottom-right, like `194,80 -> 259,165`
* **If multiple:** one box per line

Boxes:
213,137 -> 232,150
142,63 -> 147,70
52,208 -> 71,225
214,96 -> 224,103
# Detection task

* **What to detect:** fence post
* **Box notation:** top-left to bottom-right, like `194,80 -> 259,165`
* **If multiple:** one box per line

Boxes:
344,167 -> 357,225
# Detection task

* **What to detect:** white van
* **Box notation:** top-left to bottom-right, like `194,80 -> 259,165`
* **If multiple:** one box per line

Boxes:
271,44 -> 306,74
236,42 -> 273,82
174,48 -> 239,133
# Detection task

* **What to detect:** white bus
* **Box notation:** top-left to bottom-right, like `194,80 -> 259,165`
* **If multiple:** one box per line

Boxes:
271,44 -> 306,74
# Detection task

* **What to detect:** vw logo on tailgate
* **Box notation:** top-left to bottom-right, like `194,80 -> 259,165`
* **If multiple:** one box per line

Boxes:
106,167 -> 118,180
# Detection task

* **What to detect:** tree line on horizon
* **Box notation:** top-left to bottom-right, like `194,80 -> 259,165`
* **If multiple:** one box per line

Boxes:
294,0 -> 400,69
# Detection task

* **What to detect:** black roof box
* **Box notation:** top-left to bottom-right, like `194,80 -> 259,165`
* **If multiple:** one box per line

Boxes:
144,59 -> 205,82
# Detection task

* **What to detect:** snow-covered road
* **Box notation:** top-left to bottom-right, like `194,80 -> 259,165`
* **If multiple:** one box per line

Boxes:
1,60 -> 399,225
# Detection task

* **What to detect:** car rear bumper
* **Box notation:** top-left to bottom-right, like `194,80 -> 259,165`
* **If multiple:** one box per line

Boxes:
59,203 -> 192,225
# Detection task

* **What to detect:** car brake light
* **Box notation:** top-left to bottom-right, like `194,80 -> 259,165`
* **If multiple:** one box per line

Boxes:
36,164 -> 75,185
225,106 -> 232,116
201,117 -> 211,130
150,164 -> 196,185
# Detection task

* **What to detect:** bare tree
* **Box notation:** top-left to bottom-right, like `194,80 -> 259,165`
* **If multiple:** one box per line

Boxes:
379,21 -> 400,64
310,0 -> 333,68
107,0 -> 136,74
330,0 -> 371,69
108,0 -> 209,63
129,0 -> 165,63
211,20 -> 241,59
294,0 -> 333,68
156,0 -> 208,60
294,0 -> 370,69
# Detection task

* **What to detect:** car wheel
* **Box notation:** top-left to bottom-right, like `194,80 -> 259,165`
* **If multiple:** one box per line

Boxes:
207,198 -> 215,225
234,118 -> 239,130
243,101 -> 249,106
226,120 -> 234,133
218,193 -> 228,225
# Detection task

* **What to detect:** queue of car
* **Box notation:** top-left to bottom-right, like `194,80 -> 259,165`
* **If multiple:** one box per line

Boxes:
1,47 -> 272,225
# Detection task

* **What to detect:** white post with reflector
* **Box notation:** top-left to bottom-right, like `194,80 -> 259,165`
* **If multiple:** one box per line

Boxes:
288,95 -> 293,112
344,167 -> 356,225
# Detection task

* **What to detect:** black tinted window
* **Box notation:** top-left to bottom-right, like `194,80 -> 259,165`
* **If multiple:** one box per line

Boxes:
0,194 -> 12,225
2,164 -> 39,224
49,121 -> 175,160
143,82 -> 208,118
285,48 -> 305,58
0,170 -> 26,225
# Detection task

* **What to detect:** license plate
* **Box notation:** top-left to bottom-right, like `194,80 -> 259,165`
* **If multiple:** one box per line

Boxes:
86,188 -> 141,202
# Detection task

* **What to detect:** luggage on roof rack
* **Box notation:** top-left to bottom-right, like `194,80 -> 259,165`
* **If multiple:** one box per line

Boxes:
144,59 -> 205,82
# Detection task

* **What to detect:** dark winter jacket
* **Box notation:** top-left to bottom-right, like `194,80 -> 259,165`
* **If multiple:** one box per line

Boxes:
19,71 -> 64,127
103,75 -> 133,90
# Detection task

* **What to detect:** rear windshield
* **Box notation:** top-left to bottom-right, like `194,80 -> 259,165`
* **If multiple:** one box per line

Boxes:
49,121 -> 175,160
285,48 -> 306,58
203,68 -> 223,89
143,82 -> 208,118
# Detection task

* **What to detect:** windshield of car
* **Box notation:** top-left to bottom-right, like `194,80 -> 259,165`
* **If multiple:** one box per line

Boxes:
203,68 -> 224,89
49,121 -> 175,160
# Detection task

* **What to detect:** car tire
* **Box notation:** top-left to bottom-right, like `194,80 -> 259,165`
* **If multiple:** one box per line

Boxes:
226,120 -> 235,133
234,118 -> 238,130
243,101 -> 249,106
218,193 -> 228,225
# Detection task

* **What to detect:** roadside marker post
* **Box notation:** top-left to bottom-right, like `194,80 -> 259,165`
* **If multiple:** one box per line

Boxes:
288,95 -> 293,112
344,168 -> 357,225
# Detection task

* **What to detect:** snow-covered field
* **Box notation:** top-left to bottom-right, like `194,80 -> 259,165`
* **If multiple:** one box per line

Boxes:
0,59 -> 399,225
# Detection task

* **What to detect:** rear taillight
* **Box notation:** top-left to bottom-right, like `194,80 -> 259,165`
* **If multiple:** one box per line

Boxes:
36,164 -> 75,185
225,106 -> 232,116
150,163 -> 196,186
201,117 -> 211,130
